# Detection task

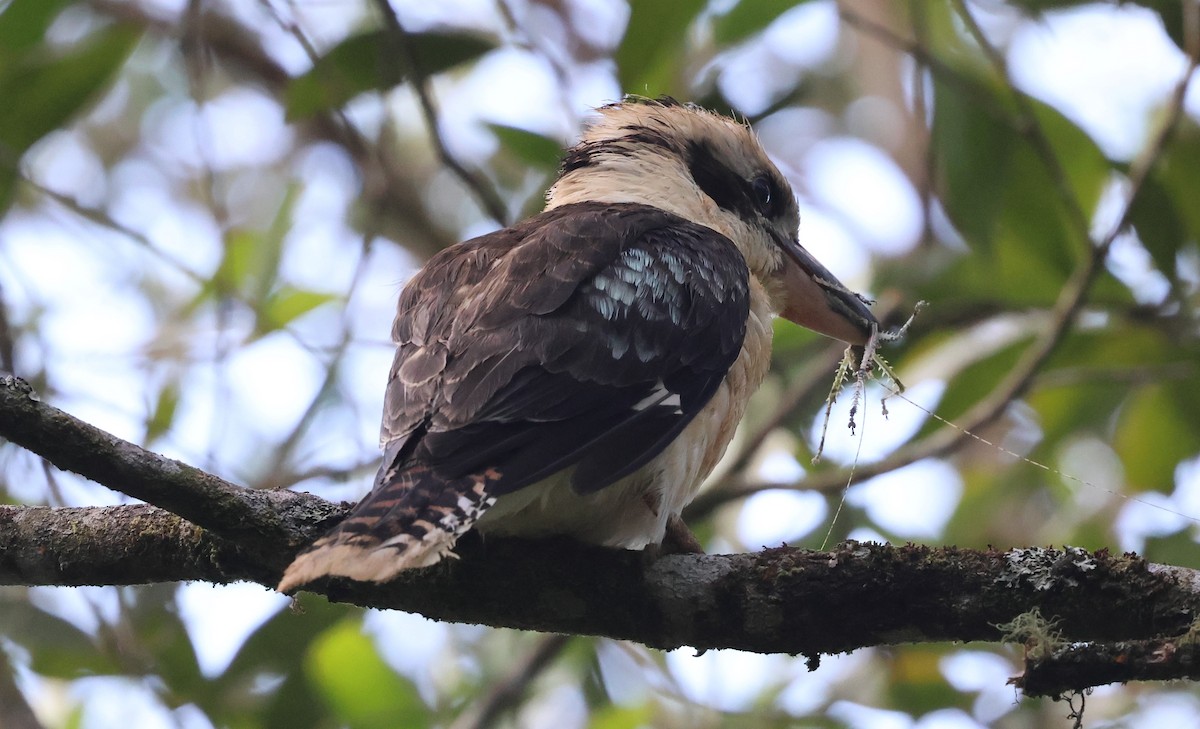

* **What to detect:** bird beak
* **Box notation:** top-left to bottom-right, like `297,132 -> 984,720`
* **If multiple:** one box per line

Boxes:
776,237 -> 877,346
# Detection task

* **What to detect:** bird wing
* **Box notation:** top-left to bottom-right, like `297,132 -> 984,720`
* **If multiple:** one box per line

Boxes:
277,201 -> 749,590
390,200 -> 750,493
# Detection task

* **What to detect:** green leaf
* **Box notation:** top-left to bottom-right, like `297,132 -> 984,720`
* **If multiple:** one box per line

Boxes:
912,336 -> 1030,442
62,706 -> 85,729
926,0 -> 1113,282
208,184 -> 298,307
931,68 -> 1109,277
1153,120 -> 1200,246
712,0 -> 809,45
0,166 -> 17,214
145,381 -> 181,443
0,24 -> 139,154
0,0 -> 74,60
207,594 -> 353,726
488,123 -> 562,170
258,286 -> 337,333
221,594 -> 350,682
905,241 -> 1134,313
0,22 -> 138,213
1113,383 -> 1200,493
1144,529 -> 1200,570
1025,325 -> 1179,456
305,620 -> 429,729
212,229 -> 263,298
615,0 -> 706,95
117,584 -> 205,704
1128,174 -> 1187,281
286,30 -> 492,119
1033,100 -> 1109,225
926,79 -> 1116,309
589,704 -> 654,729
1045,323 -> 1177,372
257,183 -> 300,302
931,76 -> 1010,250
771,314 -> 832,355
260,671 -> 329,729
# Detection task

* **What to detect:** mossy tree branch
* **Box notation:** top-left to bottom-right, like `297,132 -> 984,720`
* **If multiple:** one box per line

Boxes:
3,375 -> 1200,696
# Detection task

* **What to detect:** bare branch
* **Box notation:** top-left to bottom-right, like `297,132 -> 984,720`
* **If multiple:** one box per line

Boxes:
3,502 -> 1199,676
369,0 -> 511,225
0,503 -> 262,585
4,383 -> 1200,694
1016,634 -> 1200,698
0,376 -> 340,557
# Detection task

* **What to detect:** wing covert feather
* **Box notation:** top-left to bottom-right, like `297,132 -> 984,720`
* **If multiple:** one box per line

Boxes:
380,201 -> 750,497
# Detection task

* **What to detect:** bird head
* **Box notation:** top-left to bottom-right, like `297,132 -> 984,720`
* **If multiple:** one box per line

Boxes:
546,97 -> 877,345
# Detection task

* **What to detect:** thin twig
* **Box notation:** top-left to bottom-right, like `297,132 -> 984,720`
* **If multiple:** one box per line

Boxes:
369,0 -> 510,225
265,456 -> 380,491
1188,1 -> 1200,61
838,7 -> 1013,122
89,0 -> 457,260
908,0 -> 938,250
0,281 -> 15,373
449,634 -> 572,729
181,0 -> 232,229
951,0 -> 1093,242
494,0 -> 580,133
256,242 -> 375,490
29,181 -> 206,285
259,0 -> 402,204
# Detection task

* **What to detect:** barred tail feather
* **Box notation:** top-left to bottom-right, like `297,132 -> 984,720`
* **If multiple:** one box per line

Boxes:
276,465 -> 500,593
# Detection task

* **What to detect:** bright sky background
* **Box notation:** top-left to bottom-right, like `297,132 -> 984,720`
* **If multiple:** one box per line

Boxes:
5,1 -> 1200,727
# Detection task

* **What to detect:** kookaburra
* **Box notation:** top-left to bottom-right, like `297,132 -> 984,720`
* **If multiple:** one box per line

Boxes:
277,97 -> 877,592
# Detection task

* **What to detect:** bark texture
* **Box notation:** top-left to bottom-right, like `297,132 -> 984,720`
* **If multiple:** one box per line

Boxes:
3,376 -> 1199,696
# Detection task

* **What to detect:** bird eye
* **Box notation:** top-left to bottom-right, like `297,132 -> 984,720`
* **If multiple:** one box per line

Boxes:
752,175 -> 775,215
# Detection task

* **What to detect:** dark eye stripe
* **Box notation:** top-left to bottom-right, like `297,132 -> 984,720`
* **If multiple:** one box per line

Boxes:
686,141 -> 782,221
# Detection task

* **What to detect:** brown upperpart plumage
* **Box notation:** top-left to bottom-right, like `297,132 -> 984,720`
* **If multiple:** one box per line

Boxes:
277,97 -> 876,593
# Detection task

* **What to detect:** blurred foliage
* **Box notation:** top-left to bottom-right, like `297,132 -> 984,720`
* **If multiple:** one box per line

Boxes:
0,0 -> 138,210
285,29 -> 493,120
712,0 -> 815,45
0,0 -> 1198,728
305,621 -> 428,729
